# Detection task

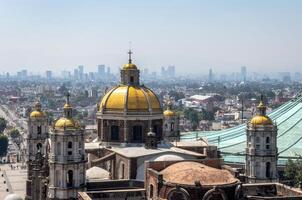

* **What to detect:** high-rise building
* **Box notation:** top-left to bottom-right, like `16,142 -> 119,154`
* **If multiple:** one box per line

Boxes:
167,65 -> 176,77
208,68 -> 213,83
107,66 -> 111,75
74,69 -> 79,80
46,70 -> 52,79
98,65 -> 106,77
78,65 -> 84,80
241,66 -> 247,82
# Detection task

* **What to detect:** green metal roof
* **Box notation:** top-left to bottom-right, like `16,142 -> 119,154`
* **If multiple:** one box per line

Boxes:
181,95 -> 302,165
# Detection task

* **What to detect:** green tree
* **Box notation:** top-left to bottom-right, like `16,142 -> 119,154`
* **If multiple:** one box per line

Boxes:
184,108 -> 202,129
9,129 -> 20,139
0,117 -> 7,133
284,159 -> 297,182
0,135 -> 8,156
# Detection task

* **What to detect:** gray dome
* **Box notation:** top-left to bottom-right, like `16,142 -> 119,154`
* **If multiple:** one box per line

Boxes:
4,194 -> 23,200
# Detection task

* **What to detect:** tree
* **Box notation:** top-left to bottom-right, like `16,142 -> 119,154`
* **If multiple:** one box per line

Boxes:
284,159 -> 302,186
0,135 -> 8,157
9,129 -> 20,139
0,117 -> 6,133
184,108 -> 202,129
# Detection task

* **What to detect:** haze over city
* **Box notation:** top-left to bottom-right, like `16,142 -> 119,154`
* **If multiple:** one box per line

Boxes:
0,0 -> 302,75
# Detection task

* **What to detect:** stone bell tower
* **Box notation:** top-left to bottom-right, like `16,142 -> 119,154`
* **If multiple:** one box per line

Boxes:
26,100 -> 49,200
246,96 -> 278,183
48,93 -> 86,200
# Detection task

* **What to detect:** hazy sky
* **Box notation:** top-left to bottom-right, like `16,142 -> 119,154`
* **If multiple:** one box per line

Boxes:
0,0 -> 302,75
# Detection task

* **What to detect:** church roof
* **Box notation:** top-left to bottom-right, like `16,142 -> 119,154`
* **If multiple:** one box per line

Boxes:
99,85 -> 162,114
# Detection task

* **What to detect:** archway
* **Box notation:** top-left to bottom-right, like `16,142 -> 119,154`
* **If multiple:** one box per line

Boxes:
266,162 -> 271,178
67,170 -> 73,187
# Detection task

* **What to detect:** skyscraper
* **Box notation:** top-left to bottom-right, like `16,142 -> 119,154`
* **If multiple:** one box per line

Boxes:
78,65 -> 84,80
46,70 -> 52,79
98,65 -> 106,77
241,66 -> 247,82
208,68 -> 213,83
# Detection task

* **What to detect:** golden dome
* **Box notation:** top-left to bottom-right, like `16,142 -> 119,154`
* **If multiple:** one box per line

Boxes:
54,117 -> 80,130
123,63 -> 137,70
30,110 -> 45,118
100,85 -> 161,113
250,115 -> 273,126
164,109 -> 176,117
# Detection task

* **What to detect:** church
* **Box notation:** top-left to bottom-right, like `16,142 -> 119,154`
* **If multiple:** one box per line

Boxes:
24,51 -> 206,200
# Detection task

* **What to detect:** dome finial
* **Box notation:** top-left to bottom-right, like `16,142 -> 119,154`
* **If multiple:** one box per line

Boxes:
66,91 -> 70,104
128,49 -> 133,64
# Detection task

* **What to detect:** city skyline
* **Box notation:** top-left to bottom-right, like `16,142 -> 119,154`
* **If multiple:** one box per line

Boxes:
0,0 -> 302,74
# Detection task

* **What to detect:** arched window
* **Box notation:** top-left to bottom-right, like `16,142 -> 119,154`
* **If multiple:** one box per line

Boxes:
67,170 -> 73,187
37,126 -> 42,134
111,126 -> 119,141
56,170 -> 61,187
168,188 -> 190,200
57,142 -> 61,155
256,137 -> 260,143
266,137 -> 270,149
133,125 -> 143,142
266,162 -> 271,178
266,137 -> 270,143
171,122 -> 174,132
68,141 -> 73,155
149,184 -> 154,198
130,76 -> 134,83
121,163 -> 125,179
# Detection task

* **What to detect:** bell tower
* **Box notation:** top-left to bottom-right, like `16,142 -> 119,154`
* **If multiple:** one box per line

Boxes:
48,93 -> 86,200
246,96 -> 278,183
26,100 -> 49,200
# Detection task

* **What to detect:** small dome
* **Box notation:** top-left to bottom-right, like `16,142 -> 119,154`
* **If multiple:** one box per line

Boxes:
30,110 -> 45,118
123,63 -> 137,70
99,85 -> 161,114
160,161 -> 239,186
164,109 -> 176,117
4,193 -> 23,200
250,115 -> 273,126
86,166 -> 110,181
54,118 -> 80,130
154,154 -> 185,161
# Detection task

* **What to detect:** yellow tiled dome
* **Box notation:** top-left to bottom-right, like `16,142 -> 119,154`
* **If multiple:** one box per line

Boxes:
164,109 -> 176,117
54,118 -> 80,130
99,85 -> 161,113
30,110 -> 45,118
123,63 -> 137,70
250,115 -> 273,126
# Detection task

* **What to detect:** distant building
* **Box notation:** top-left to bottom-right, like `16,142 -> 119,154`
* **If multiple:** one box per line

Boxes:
98,64 -> 106,78
46,70 -> 52,79
78,65 -> 84,80
241,66 -> 247,82
208,68 -> 213,83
